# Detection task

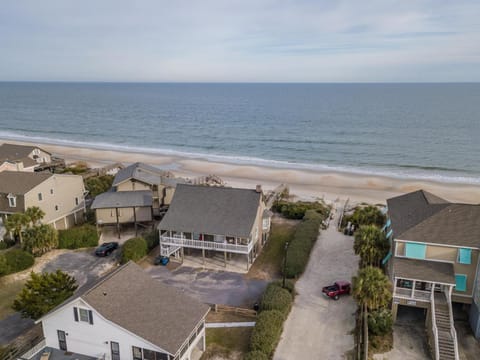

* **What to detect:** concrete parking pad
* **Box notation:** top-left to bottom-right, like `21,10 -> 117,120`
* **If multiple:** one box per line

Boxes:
274,207 -> 358,360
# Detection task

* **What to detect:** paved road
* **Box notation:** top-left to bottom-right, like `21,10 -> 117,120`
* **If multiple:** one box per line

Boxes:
146,265 -> 268,307
274,207 -> 358,360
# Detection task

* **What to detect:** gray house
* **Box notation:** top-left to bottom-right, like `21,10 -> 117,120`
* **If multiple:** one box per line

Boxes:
158,184 -> 268,269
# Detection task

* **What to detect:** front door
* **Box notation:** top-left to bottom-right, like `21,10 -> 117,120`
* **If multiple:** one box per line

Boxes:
111,341 -> 120,360
57,330 -> 67,351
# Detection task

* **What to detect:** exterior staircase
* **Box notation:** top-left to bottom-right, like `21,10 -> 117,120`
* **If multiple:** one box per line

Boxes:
160,244 -> 181,257
433,293 -> 458,360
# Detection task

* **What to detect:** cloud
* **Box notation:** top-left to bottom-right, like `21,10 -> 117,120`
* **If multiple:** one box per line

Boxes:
0,0 -> 479,81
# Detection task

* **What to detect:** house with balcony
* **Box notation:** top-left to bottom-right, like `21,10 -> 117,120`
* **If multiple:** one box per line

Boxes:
158,184 -> 268,270
385,190 -> 480,360
0,171 -> 86,231
24,261 -> 210,360
112,162 -> 186,215
0,143 -> 52,172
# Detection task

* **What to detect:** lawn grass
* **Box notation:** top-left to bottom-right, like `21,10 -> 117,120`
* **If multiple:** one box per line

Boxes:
0,278 -> 26,320
247,220 -> 298,279
201,327 -> 253,360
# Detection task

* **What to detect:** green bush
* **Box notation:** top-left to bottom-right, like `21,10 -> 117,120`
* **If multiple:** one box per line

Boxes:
283,214 -> 322,278
22,225 -> 58,257
342,205 -> 386,229
271,279 -> 295,294
250,310 -> 285,357
272,200 -> 330,220
144,231 -> 159,251
0,239 -> 15,250
85,175 -> 114,197
368,308 -> 393,336
0,249 -> 34,276
260,283 -> 293,315
58,224 -> 99,249
121,237 -> 148,264
244,351 -> 268,360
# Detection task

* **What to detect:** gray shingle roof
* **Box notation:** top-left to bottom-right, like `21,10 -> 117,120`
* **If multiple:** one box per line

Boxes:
91,190 -> 153,209
0,143 -> 49,168
112,162 -> 172,187
393,257 -> 456,284
0,171 -> 52,195
387,189 -> 480,248
43,262 -> 209,355
159,184 -> 262,238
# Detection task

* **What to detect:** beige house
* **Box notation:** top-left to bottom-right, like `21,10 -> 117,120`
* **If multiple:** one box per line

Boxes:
0,171 -> 85,230
0,143 -> 52,172
158,184 -> 269,270
386,190 -> 480,359
112,162 -> 185,214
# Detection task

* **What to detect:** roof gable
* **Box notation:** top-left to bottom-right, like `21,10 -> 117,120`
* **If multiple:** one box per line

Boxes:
112,162 -> 172,187
91,190 -> 153,209
158,184 -> 262,238
0,143 -> 50,161
0,171 -> 53,195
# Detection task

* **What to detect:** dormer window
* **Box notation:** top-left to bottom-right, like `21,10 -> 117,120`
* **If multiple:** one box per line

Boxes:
7,194 -> 16,207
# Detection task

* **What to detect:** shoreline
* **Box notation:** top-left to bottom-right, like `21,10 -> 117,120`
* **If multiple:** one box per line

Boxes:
2,138 -> 480,205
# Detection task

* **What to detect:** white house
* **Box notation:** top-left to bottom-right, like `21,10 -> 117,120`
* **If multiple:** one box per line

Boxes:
30,262 -> 210,360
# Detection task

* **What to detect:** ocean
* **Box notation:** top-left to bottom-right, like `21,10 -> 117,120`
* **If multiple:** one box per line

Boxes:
0,82 -> 478,184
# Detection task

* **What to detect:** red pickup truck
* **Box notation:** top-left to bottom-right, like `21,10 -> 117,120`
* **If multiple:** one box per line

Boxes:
322,281 -> 351,300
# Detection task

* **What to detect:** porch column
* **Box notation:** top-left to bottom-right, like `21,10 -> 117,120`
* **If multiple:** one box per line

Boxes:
64,216 -> 68,229
246,252 -> 249,271
391,303 -> 398,322
224,251 -> 227,268
115,207 -> 120,239
202,247 -> 205,266
133,207 -> 137,236
181,246 -> 184,264
411,280 -> 416,299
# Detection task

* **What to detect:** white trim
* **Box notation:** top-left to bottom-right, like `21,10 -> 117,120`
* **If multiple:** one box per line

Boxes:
395,238 -> 479,250
393,275 -> 455,287
395,254 -> 455,265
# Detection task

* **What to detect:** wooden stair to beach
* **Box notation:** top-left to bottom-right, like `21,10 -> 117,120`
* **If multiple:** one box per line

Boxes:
434,293 -> 457,360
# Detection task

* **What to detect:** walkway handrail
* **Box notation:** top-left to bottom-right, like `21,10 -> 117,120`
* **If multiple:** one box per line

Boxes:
445,289 -> 460,360
430,290 -> 440,360
160,235 -> 252,254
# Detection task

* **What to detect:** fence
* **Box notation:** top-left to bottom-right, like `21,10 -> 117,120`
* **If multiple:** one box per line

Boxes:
209,303 -> 257,317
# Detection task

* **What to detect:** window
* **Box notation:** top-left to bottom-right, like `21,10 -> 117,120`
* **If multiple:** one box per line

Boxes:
79,308 -> 89,322
455,274 -> 467,292
458,248 -> 472,265
132,347 -> 142,360
111,342 -> 120,360
405,242 -> 426,259
50,189 -> 54,195
75,197 -> 79,206
38,193 -> 43,201
55,205 -> 59,211
74,307 -> 93,324
7,194 -> 16,207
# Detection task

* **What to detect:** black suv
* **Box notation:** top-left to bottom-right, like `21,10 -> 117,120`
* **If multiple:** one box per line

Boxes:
95,242 -> 119,257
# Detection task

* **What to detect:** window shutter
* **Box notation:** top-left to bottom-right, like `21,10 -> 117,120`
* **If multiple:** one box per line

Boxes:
88,310 -> 94,324
73,307 -> 79,322
458,248 -> 472,264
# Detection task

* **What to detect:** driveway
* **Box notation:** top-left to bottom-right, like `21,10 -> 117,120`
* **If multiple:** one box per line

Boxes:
146,265 -> 268,307
274,204 -> 358,360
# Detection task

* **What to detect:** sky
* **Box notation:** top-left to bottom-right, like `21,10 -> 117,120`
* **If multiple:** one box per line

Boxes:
0,1 -> 479,82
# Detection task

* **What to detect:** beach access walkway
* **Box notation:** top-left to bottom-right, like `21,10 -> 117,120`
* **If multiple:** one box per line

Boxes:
274,202 -> 358,360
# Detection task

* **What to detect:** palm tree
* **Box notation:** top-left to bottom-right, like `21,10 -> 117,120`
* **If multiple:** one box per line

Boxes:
24,207 -> 45,227
4,213 -> 29,244
352,266 -> 392,311
354,225 -> 389,267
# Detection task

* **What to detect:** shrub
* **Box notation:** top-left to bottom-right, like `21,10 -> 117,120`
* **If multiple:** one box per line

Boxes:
0,249 -> 34,276
244,351 -> 268,360
85,175 -> 114,197
22,225 -> 58,257
121,237 -> 148,264
283,214 -> 322,278
260,283 -> 293,315
58,224 -> 99,249
272,279 -> 295,294
272,200 -> 330,220
368,308 -> 393,336
0,238 -> 15,250
144,231 -> 159,251
250,310 -> 285,357
342,205 -> 385,229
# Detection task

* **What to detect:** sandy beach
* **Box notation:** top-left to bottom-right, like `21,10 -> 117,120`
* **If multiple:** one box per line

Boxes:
2,138 -> 479,205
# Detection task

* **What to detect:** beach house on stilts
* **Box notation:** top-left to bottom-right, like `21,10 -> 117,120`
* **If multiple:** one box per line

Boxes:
384,190 -> 480,360
158,184 -> 271,270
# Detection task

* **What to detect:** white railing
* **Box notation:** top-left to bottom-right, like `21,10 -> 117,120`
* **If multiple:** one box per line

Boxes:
430,290 -> 440,360
19,338 -> 46,359
160,236 -> 252,254
160,244 -> 182,257
445,289 -> 460,360
394,287 -> 431,301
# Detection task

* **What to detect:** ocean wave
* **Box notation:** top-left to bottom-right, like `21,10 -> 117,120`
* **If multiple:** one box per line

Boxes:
0,130 -> 479,185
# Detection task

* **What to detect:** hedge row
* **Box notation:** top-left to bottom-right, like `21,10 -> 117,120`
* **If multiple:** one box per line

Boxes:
284,210 -> 322,278
0,248 -> 34,276
260,282 -> 293,315
272,200 -> 330,220
58,224 -> 99,249
121,237 -> 148,264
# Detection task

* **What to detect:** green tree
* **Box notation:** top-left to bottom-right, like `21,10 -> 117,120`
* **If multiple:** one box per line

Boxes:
4,213 -> 29,243
354,225 -> 389,267
13,270 -> 78,319
24,206 -> 45,226
85,175 -> 114,197
352,266 -> 392,311
344,205 -> 386,228
23,225 -> 58,257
